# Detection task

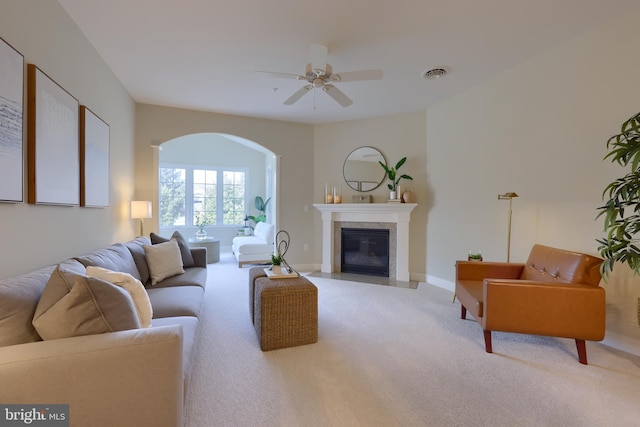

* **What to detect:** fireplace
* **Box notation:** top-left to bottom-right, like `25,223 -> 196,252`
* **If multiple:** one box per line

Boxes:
341,228 -> 390,277
314,203 -> 416,281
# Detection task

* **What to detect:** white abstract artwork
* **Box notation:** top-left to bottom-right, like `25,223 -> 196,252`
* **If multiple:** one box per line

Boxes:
0,38 -> 24,202
81,106 -> 109,207
28,64 -> 79,205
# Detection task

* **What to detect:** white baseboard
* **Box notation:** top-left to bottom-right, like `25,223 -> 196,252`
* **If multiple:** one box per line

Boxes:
427,275 -> 455,293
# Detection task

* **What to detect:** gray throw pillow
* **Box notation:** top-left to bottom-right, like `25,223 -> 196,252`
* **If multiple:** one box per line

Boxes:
150,231 -> 195,268
32,265 -> 141,340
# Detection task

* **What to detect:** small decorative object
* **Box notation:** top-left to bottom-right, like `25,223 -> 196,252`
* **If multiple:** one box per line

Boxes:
195,215 -> 208,240
468,250 -> 483,262
333,186 -> 342,204
402,189 -> 416,203
379,157 -> 413,200
271,254 -> 282,274
325,183 -> 334,203
266,229 -> 298,278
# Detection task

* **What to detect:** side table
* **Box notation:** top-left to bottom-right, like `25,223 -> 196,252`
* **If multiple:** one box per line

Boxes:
188,237 -> 220,264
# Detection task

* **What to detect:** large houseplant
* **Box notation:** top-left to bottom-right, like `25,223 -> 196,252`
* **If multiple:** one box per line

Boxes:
379,157 -> 413,199
597,111 -> 640,277
247,196 -> 271,225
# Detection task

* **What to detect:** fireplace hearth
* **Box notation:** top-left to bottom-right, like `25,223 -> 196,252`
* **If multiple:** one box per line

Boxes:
341,228 -> 389,277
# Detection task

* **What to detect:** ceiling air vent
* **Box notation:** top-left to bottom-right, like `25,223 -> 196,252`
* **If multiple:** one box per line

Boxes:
422,68 -> 447,80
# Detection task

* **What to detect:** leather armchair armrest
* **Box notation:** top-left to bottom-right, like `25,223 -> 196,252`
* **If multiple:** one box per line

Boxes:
456,261 -> 525,281
0,326 -> 184,427
190,247 -> 207,268
482,279 -> 606,340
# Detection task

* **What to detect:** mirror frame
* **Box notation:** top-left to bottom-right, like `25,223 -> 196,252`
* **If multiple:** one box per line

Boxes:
343,146 -> 387,192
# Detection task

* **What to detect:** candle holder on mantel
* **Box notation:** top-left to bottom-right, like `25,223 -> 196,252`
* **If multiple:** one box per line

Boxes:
325,183 -> 333,204
333,186 -> 342,204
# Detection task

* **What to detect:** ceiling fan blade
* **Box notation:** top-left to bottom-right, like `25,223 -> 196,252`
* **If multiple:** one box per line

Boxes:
330,69 -> 384,83
256,71 -> 304,80
323,84 -> 353,107
310,44 -> 328,73
283,85 -> 313,105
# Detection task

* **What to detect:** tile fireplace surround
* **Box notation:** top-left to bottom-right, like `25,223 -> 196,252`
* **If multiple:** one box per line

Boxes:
313,203 -> 417,281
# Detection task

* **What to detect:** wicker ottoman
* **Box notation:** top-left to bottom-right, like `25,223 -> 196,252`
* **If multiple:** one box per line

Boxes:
248,267 -> 268,324
253,275 -> 318,351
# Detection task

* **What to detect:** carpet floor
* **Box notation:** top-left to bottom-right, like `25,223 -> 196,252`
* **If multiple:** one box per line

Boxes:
184,252 -> 640,427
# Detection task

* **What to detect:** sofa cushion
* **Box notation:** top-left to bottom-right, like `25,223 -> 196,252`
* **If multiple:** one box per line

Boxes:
75,243 -> 142,282
232,236 -> 273,255
147,266 -> 207,289
86,266 -> 153,328
147,286 -> 204,318
144,240 -> 185,286
253,222 -> 274,244
32,265 -> 141,340
150,231 -> 194,268
124,237 -> 152,285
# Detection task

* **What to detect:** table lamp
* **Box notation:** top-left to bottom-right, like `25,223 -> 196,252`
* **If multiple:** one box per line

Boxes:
131,201 -> 152,236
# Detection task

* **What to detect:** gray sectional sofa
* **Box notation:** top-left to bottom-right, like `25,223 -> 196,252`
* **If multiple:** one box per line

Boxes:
0,236 -> 207,427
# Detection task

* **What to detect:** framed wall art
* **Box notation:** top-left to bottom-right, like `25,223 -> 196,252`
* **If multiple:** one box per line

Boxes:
0,37 -> 24,203
27,64 -> 79,206
80,106 -> 109,207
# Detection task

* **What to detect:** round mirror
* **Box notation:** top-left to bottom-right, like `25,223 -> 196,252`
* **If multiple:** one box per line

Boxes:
343,147 -> 387,192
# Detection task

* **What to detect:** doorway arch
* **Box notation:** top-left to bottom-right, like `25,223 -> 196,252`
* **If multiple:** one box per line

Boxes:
151,133 -> 278,247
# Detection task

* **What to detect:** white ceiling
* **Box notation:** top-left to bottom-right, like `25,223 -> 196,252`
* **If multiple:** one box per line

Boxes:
58,0 -> 638,125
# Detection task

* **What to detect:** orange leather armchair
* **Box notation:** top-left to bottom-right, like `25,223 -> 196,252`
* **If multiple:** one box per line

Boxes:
455,244 -> 605,364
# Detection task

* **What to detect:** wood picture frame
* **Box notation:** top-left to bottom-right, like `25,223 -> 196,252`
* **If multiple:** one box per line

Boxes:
27,64 -> 80,206
0,37 -> 24,203
80,106 -> 109,207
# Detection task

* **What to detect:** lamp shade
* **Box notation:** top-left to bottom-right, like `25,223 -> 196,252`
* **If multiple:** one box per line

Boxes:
131,201 -> 152,219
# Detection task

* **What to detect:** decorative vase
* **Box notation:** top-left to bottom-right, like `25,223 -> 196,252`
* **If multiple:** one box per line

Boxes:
195,229 -> 207,240
390,191 -> 397,200
402,189 -> 416,203
272,265 -> 282,274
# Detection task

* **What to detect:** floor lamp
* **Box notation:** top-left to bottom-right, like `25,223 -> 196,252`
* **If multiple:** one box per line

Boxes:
131,201 -> 152,236
497,192 -> 518,262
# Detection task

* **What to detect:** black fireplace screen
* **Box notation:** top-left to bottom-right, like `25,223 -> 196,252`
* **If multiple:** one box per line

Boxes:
341,228 -> 389,277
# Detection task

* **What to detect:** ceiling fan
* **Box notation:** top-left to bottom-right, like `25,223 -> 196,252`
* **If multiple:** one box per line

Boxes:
258,44 -> 383,107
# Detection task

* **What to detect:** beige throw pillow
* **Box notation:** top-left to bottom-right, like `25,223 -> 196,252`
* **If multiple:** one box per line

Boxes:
32,265 -> 140,340
86,266 -> 153,328
144,240 -> 185,286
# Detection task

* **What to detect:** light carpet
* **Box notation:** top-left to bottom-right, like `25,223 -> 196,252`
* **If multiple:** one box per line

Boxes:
185,252 -> 640,427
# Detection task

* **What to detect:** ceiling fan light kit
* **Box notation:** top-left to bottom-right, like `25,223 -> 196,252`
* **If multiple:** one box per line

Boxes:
259,44 -> 383,108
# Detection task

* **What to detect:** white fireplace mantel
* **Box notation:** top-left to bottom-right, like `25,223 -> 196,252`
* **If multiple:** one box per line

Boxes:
313,203 -> 417,281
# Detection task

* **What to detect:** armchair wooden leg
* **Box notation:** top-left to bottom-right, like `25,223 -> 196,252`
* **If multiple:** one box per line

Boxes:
483,330 -> 493,353
575,339 -> 587,365
460,305 -> 467,319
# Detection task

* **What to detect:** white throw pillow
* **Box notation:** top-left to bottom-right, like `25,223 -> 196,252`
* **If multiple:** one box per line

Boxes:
143,240 -> 185,286
86,266 -> 153,328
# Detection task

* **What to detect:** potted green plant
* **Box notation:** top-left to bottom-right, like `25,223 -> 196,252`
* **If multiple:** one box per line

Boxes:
597,111 -> 640,324
597,111 -> 640,276
379,157 -> 413,200
247,196 -> 271,226
271,253 -> 283,274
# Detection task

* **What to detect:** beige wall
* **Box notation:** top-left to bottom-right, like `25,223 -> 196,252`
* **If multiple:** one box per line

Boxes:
425,8 -> 640,351
0,0 -> 136,279
135,103 -> 316,265
313,111 -> 428,278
